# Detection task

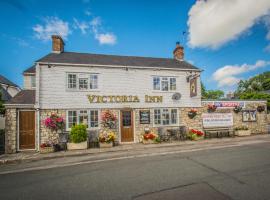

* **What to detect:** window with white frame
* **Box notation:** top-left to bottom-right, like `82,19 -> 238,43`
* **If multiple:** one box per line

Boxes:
67,110 -> 99,129
67,74 -> 77,89
153,108 -> 178,126
90,74 -> 98,89
30,76 -> 36,88
79,78 -> 88,90
67,73 -> 99,90
153,76 -> 176,91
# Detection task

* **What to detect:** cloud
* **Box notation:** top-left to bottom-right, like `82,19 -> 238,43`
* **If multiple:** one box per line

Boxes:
73,18 -> 89,34
85,10 -> 91,16
95,33 -> 117,45
188,0 -> 270,49
90,17 -> 117,45
212,60 -> 270,88
33,17 -> 70,41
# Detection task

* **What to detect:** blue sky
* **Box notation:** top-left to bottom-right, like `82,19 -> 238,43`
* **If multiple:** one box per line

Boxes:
0,0 -> 270,93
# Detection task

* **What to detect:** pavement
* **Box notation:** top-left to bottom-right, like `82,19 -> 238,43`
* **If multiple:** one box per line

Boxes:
0,134 -> 270,199
1,134 -> 270,166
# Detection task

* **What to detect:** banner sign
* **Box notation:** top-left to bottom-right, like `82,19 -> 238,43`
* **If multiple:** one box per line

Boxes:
202,113 -> 233,127
213,101 -> 245,108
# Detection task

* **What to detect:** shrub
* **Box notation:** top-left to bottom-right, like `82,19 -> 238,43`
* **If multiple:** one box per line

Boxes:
70,124 -> 87,143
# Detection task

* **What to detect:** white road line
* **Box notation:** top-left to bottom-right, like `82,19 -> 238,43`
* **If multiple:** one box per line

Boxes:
0,140 -> 269,175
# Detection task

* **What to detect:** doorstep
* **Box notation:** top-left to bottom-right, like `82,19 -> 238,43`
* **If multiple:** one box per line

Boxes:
0,134 -> 269,165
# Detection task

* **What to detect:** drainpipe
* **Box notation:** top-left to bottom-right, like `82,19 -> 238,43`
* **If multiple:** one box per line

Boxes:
35,63 -> 41,151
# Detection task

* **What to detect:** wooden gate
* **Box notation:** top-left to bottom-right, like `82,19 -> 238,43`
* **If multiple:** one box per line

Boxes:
19,111 -> 35,150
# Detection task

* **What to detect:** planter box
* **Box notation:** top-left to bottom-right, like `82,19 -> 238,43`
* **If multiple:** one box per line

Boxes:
67,141 -> 88,150
142,139 -> 155,144
235,130 -> 251,137
40,147 -> 54,154
99,142 -> 113,148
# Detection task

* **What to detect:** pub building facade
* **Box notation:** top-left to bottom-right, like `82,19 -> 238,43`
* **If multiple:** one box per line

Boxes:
4,35 -> 268,153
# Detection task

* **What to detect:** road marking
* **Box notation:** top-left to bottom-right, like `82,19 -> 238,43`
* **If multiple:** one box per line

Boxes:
0,140 -> 269,175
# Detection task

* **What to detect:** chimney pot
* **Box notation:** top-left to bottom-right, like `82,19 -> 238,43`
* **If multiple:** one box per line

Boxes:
52,35 -> 64,53
173,42 -> 184,61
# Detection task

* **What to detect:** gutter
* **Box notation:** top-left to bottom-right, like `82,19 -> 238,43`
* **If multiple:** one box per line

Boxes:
36,61 -> 203,72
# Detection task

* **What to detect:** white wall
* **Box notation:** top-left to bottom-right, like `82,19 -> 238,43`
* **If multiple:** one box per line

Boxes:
24,75 -> 35,90
39,65 -> 201,109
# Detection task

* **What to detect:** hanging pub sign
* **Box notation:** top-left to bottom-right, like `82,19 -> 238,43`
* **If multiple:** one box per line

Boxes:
139,110 -> 150,124
190,78 -> 197,97
213,101 -> 245,108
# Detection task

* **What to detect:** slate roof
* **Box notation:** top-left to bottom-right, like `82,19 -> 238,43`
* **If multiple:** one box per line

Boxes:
6,90 -> 35,104
23,65 -> 36,74
35,52 -> 200,70
0,85 -> 12,102
0,74 -> 18,87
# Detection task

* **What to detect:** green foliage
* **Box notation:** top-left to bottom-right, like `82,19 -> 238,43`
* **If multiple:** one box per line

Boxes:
70,124 -> 87,143
235,71 -> 270,95
201,83 -> 224,99
0,89 -> 5,115
238,92 -> 270,109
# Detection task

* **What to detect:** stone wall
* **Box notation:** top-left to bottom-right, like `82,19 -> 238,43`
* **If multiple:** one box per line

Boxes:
5,108 -> 17,153
39,109 -> 66,144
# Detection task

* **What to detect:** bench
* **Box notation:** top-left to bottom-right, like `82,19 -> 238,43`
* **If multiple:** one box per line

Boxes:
203,127 -> 234,138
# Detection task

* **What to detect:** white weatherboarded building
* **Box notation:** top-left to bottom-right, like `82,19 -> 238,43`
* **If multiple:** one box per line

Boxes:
5,35 -> 202,153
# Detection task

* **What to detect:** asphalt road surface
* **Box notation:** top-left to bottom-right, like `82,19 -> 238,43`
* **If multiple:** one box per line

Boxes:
1,142 -> 270,200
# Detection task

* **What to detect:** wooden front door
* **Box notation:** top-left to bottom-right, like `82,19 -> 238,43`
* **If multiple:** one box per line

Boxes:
19,111 -> 35,150
120,110 -> 134,142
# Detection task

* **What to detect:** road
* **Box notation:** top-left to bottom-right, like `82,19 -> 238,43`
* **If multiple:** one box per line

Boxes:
1,141 -> 270,200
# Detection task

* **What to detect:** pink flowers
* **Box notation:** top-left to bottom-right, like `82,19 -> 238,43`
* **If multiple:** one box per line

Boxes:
101,110 -> 117,129
44,113 -> 65,131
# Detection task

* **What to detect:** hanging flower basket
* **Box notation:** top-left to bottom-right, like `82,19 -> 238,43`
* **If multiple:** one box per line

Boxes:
257,105 -> 265,112
188,108 -> 197,119
101,110 -> 117,129
44,113 -> 65,132
207,104 -> 217,113
233,106 -> 242,113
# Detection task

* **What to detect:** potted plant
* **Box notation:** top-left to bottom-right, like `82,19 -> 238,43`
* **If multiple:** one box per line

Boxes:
142,129 -> 160,144
187,129 -> 204,140
67,124 -> 88,150
40,142 -> 54,153
234,126 -> 251,136
188,108 -> 197,119
257,105 -> 265,112
99,129 -> 116,148
207,104 -> 217,112
233,106 -> 242,113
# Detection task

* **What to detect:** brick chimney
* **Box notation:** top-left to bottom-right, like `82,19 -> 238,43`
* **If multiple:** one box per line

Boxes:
173,42 -> 184,61
52,35 -> 64,53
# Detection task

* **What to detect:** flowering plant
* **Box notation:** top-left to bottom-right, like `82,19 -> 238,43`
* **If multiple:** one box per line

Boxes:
101,110 -> 117,129
99,129 -> 116,143
257,105 -> 265,112
143,133 -> 157,140
44,113 -> 65,131
188,108 -> 198,119
207,104 -> 217,112
188,129 -> 204,140
40,141 -> 53,148
233,106 -> 242,113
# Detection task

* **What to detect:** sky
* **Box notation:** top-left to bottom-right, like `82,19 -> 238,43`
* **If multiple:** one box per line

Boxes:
0,0 -> 270,93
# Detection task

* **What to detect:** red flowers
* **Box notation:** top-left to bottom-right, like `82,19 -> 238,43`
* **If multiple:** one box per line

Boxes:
190,129 -> 204,136
190,108 -> 197,113
101,110 -> 117,129
40,142 -> 52,148
207,104 -> 217,112
44,113 -> 65,131
143,133 -> 156,140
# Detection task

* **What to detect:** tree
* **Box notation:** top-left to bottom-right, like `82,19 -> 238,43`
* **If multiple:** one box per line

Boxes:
238,92 -> 270,109
0,91 -> 5,116
201,82 -> 224,99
